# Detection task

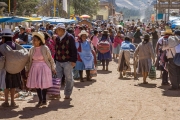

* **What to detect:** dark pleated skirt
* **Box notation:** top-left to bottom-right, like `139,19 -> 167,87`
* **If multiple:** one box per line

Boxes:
5,72 -> 22,89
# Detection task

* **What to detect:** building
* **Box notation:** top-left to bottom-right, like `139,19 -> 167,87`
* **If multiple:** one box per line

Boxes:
154,0 -> 180,21
93,0 -> 115,20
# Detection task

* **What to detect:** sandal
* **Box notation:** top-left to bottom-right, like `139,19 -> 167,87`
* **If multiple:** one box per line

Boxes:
11,102 -> 19,107
143,82 -> 148,84
35,102 -> 42,107
1,102 -> 9,107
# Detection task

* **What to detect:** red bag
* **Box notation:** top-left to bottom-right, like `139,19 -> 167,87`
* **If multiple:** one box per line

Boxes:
97,40 -> 110,54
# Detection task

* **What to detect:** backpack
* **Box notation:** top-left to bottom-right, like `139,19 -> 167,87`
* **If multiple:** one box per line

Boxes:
97,40 -> 110,54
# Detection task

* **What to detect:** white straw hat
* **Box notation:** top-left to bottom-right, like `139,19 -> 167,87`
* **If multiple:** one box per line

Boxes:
78,30 -> 89,37
32,32 -> 45,44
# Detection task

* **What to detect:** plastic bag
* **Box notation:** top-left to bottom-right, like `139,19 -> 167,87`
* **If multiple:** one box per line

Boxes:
148,65 -> 156,80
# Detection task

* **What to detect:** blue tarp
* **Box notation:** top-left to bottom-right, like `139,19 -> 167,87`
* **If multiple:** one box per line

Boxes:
0,17 -> 29,23
0,17 -> 12,23
6,17 -> 29,23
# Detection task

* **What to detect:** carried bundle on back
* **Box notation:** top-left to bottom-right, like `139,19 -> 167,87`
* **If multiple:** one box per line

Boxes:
97,40 -> 110,54
0,43 -> 29,74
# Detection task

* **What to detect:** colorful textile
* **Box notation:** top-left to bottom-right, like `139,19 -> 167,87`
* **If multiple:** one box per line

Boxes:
45,38 -> 55,58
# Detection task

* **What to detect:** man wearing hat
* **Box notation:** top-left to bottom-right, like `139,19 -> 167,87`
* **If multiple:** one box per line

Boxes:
162,31 -> 180,90
55,23 -> 77,99
16,26 -> 28,45
156,29 -> 173,85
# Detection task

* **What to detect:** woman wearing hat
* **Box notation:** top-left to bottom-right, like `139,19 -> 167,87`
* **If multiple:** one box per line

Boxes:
97,30 -> 112,71
134,34 -> 155,84
75,30 -> 97,82
26,32 -> 56,107
0,29 -> 22,107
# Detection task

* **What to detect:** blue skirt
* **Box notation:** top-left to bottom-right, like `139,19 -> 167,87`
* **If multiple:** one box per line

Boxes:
75,61 -> 94,70
113,45 -> 120,54
97,51 -> 112,61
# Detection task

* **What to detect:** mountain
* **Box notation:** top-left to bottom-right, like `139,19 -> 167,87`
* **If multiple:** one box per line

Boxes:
115,0 -> 154,10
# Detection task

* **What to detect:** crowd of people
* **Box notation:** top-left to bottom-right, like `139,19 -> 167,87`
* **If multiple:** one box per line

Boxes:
0,18 -> 180,108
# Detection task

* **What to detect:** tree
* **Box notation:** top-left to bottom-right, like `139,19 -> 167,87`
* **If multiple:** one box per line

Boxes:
2,0 -> 39,16
71,0 -> 99,16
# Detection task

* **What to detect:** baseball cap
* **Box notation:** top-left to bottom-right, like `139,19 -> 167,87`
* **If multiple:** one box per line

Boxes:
55,23 -> 65,29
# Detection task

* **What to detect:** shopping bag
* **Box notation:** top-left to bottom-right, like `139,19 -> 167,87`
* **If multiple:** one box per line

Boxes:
148,66 -> 156,80
47,75 -> 61,95
90,67 -> 97,77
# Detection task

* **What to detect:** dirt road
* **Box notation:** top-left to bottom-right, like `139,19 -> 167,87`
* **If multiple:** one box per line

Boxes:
0,61 -> 180,120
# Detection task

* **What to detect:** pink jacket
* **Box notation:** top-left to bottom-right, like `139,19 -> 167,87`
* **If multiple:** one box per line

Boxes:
113,36 -> 122,48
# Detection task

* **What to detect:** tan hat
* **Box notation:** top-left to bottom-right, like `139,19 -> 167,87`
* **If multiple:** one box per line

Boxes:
168,36 -> 180,48
164,29 -> 173,35
32,32 -> 45,44
78,30 -> 88,37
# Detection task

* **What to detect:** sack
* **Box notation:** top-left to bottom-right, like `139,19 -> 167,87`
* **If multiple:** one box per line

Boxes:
0,43 -> 29,74
173,53 -> 180,66
148,65 -> 156,80
0,56 -> 5,69
97,41 -> 110,54
90,67 -> 97,77
47,76 -> 61,95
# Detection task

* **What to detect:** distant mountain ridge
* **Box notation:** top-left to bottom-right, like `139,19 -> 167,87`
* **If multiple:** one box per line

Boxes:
116,0 -> 154,9
100,0 -> 154,10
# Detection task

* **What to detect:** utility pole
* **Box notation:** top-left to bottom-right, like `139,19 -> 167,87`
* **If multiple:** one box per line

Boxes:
54,0 -> 56,17
9,0 -> 10,14
68,0 -> 70,18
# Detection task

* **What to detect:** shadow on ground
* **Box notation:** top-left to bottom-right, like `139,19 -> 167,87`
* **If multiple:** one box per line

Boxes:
136,83 -> 157,88
97,70 -> 112,74
158,86 -> 180,97
74,79 -> 96,88
0,99 -> 73,119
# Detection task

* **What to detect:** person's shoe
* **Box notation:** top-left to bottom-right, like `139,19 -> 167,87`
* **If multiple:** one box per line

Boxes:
35,102 -> 42,107
64,96 -> 70,99
102,67 -> 105,71
161,82 -> 170,86
42,101 -> 47,105
87,77 -> 92,81
11,102 -> 19,107
1,102 -> 9,107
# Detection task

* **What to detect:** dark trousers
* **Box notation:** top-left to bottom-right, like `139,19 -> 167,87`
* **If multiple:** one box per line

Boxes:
168,59 -> 180,89
36,89 -> 47,102
162,68 -> 168,84
79,70 -> 90,80
102,60 -> 109,67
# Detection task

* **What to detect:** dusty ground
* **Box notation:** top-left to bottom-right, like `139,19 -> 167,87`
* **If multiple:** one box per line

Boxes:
0,60 -> 180,120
